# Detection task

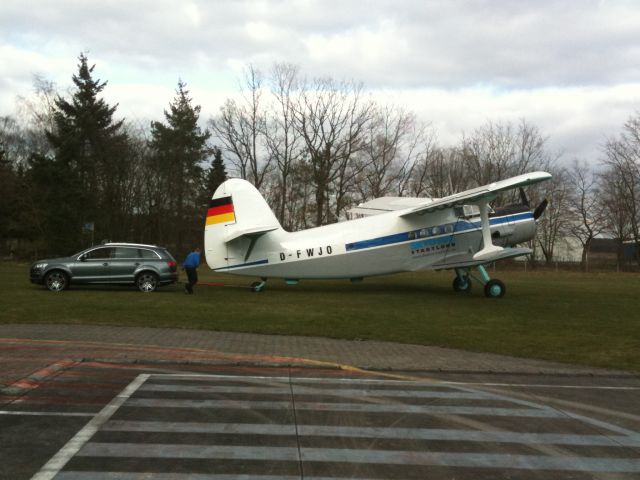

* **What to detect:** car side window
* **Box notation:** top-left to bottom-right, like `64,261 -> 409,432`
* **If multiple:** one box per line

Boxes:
84,247 -> 114,260
138,249 -> 160,259
114,247 -> 138,259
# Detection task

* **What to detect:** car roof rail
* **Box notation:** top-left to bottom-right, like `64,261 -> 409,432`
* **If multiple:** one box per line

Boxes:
103,242 -> 159,248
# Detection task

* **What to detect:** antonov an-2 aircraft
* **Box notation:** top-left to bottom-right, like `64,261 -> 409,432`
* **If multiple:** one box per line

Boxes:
204,171 -> 551,297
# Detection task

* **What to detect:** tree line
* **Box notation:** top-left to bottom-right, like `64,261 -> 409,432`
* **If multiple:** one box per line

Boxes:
0,54 -> 638,269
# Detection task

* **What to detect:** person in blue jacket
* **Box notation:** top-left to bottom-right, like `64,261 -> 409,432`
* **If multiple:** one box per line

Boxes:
182,247 -> 201,294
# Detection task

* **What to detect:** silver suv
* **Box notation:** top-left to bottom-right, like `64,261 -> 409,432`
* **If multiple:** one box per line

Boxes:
30,243 -> 178,292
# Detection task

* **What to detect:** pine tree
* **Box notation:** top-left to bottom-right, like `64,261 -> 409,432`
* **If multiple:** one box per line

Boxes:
206,146 -> 228,195
150,80 -> 211,254
45,53 -> 127,249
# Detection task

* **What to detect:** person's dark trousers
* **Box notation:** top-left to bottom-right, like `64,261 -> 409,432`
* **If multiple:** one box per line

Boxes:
185,267 -> 198,294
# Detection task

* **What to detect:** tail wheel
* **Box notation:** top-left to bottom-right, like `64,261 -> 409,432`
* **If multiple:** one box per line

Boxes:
484,279 -> 506,298
250,281 -> 265,292
137,272 -> 158,293
45,270 -> 69,292
452,276 -> 472,293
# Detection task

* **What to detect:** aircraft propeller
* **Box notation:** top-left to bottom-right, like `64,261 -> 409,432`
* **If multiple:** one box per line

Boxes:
533,198 -> 548,220
519,187 -> 548,220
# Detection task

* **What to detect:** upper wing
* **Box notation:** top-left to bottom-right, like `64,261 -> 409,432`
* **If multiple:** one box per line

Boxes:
399,171 -> 552,217
347,196 -> 432,218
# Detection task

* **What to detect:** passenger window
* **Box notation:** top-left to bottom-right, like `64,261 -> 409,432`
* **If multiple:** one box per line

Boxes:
84,247 -> 113,260
138,249 -> 159,259
114,247 -> 138,259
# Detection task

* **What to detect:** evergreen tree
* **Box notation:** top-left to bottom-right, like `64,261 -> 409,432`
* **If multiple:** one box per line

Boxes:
0,144 -> 17,250
23,153 -> 81,255
150,80 -> 211,254
45,53 -> 127,250
0,116 -> 27,254
206,146 -> 228,195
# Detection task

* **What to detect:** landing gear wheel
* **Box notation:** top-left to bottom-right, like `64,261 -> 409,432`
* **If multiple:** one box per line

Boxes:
250,281 -> 265,292
45,271 -> 68,292
484,279 -> 506,298
137,272 -> 158,293
452,276 -> 472,293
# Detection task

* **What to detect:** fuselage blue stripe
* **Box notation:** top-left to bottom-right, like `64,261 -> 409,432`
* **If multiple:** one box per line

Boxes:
345,212 -> 533,252
345,232 -> 411,251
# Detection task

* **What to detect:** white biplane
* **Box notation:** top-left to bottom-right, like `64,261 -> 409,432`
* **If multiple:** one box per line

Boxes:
204,172 -> 551,297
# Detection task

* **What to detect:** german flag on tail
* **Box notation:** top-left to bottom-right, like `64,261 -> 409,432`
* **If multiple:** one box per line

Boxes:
206,196 -> 235,226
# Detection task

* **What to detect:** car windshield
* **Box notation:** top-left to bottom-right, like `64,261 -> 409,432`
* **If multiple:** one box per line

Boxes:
72,248 -> 89,258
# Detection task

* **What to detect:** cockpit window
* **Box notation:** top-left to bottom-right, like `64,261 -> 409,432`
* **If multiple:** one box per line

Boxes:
454,205 -> 481,218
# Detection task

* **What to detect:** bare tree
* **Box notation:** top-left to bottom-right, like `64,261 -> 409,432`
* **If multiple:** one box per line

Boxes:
513,118 -> 549,173
567,161 -> 607,271
293,77 -> 375,225
264,63 -> 303,228
461,121 -> 516,187
210,65 -> 272,189
460,119 -> 551,205
15,74 -> 59,157
536,166 -> 572,264
599,167 -> 633,267
355,105 -> 423,201
410,145 -> 471,199
603,113 -> 640,266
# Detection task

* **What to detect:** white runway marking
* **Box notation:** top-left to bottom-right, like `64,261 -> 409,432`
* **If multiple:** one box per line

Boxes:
0,410 -> 94,417
139,383 -> 490,399
74,442 -> 640,473
30,374 -> 149,480
54,473 -> 376,480
39,373 -> 640,479
125,397 -> 559,417
103,420 -> 640,447
442,381 -> 640,390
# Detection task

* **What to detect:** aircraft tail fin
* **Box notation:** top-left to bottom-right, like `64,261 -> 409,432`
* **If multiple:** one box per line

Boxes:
204,179 -> 282,270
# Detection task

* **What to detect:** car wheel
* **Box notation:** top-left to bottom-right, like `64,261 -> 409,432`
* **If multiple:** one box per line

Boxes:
137,272 -> 158,293
45,270 -> 69,292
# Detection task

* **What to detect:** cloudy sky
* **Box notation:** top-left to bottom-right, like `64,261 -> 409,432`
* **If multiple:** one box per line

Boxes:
1,0 -> 639,163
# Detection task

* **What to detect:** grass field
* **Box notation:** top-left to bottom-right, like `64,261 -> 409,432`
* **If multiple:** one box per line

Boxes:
1,262 -> 639,372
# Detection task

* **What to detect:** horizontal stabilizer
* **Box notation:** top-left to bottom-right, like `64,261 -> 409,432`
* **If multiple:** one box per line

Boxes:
225,226 -> 279,243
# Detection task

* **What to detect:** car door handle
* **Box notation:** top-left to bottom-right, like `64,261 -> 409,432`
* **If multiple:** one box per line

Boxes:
102,262 -> 109,267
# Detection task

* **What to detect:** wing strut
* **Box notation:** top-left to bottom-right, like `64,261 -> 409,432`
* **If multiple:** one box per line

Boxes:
473,199 -> 504,261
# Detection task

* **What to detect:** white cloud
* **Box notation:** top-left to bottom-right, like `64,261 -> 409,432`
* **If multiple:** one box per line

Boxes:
380,83 -> 640,162
1,0 -> 639,163
304,20 -> 408,67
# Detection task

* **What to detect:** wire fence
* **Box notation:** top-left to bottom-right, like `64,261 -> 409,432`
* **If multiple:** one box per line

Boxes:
494,258 -> 640,273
